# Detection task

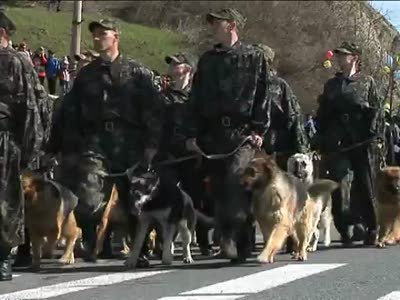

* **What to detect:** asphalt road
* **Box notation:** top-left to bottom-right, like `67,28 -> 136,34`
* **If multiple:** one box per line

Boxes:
1,233 -> 400,300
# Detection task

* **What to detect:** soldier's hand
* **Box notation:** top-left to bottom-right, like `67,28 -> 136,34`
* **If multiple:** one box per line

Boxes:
185,138 -> 202,154
250,133 -> 263,148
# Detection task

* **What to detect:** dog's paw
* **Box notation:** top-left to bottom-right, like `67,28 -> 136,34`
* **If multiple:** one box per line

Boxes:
323,241 -> 331,247
297,255 -> 308,261
183,256 -> 194,264
307,245 -> 317,252
290,252 -> 299,260
376,241 -> 386,248
59,255 -> 75,265
257,255 -> 273,264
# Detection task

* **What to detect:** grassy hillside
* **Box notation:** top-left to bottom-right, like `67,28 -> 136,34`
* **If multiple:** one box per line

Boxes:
5,6 -> 189,71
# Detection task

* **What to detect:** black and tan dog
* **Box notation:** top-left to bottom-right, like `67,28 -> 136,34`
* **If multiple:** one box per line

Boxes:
125,169 -> 197,268
21,170 -> 81,270
241,151 -> 338,263
376,166 -> 400,247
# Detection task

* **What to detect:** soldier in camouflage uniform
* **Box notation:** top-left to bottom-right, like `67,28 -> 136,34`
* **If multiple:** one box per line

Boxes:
0,11 -> 48,281
154,52 -> 215,255
316,42 -> 381,246
46,19 -> 163,265
183,8 -> 271,263
254,43 -> 309,170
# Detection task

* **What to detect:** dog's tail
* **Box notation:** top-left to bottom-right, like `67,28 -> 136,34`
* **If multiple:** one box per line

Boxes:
195,210 -> 215,229
307,179 -> 339,199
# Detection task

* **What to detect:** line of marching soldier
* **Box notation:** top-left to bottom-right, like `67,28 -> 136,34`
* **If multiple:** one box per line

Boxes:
0,7 -> 385,280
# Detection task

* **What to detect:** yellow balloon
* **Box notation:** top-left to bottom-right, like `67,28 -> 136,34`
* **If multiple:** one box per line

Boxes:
323,60 -> 332,69
383,66 -> 391,74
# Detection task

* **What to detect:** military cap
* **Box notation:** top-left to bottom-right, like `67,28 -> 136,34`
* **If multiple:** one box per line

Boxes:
165,52 -> 197,68
206,8 -> 246,29
253,43 -> 275,63
0,11 -> 16,36
334,41 -> 362,55
89,18 -> 120,33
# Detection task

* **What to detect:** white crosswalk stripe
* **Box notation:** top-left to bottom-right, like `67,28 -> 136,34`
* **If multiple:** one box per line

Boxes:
0,270 -> 173,300
0,263 -> 347,300
158,264 -> 346,300
377,292 -> 400,300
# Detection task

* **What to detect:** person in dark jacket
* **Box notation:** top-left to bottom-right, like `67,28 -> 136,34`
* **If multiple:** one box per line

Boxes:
254,43 -> 309,170
183,8 -> 271,263
316,41 -> 382,246
0,10 -> 49,281
46,18 -> 164,266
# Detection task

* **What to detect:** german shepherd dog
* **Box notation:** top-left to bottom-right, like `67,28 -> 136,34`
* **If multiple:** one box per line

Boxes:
93,184 -> 131,259
376,166 -> 400,247
124,169 -> 197,268
241,151 -> 339,263
287,153 -> 333,251
21,170 -> 81,270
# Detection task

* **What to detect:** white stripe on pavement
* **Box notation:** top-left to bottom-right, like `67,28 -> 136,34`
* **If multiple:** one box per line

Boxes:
0,270 -> 173,300
378,292 -> 400,300
159,263 -> 346,300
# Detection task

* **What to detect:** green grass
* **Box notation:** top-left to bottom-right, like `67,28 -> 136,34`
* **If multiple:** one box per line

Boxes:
5,6 -> 189,71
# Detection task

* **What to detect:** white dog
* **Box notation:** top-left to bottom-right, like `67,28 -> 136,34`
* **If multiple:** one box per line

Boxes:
287,153 -> 333,251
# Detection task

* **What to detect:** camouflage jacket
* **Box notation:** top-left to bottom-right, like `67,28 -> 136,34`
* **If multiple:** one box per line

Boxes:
0,46 -> 49,167
183,41 -> 271,148
316,72 -> 382,153
47,54 -> 164,158
264,72 -> 309,154
158,85 -> 190,157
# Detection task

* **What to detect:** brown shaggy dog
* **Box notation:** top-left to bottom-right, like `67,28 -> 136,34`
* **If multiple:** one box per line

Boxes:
376,166 -> 400,248
241,151 -> 338,263
21,170 -> 81,270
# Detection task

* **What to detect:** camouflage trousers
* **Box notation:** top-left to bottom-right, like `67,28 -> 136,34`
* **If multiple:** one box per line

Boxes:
0,132 -> 24,250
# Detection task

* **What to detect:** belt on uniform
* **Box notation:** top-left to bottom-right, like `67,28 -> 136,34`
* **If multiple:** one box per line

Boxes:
104,121 -> 115,132
103,120 -> 138,133
216,115 -> 247,129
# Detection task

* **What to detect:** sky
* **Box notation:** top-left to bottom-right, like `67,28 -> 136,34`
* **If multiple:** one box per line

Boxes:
370,1 -> 400,31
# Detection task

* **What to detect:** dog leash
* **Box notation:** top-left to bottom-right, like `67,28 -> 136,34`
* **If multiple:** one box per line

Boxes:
105,135 -> 253,178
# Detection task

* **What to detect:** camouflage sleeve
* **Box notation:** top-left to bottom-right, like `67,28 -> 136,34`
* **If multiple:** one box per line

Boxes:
130,64 -> 164,150
45,75 -> 82,155
251,52 -> 271,137
279,79 -> 310,153
366,76 -> 384,138
183,55 -> 207,139
10,54 -> 45,166
30,68 -> 53,146
142,93 -> 164,150
131,63 -> 162,93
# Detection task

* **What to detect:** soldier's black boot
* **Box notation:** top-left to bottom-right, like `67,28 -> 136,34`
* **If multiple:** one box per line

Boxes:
13,228 -> 32,268
363,230 -> 378,246
98,226 -> 114,259
0,256 -> 12,281
0,245 -> 12,281
136,238 -> 150,268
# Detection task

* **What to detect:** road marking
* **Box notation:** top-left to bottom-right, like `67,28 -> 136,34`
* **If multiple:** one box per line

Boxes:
378,292 -> 400,300
159,263 -> 346,300
0,270 -> 173,300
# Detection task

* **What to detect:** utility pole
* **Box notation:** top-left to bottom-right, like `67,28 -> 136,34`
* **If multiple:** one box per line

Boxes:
70,0 -> 82,64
